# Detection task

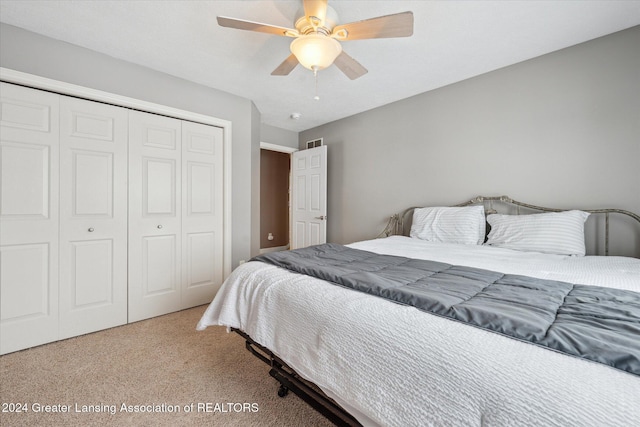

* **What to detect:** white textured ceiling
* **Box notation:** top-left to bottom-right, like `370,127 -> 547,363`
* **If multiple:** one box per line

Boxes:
1,1 -> 639,132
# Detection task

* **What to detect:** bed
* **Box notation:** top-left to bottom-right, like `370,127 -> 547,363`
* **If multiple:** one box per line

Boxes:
197,196 -> 640,427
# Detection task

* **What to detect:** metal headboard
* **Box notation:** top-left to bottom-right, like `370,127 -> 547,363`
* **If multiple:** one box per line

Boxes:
378,195 -> 640,256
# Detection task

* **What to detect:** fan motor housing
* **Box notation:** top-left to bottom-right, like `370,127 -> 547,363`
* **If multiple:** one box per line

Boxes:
294,5 -> 339,35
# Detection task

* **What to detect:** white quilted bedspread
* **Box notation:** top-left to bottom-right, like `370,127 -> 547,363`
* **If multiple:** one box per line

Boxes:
198,237 -> 640,427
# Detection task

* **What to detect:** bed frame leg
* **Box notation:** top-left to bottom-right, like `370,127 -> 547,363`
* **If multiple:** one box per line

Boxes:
277,384 -> 290,398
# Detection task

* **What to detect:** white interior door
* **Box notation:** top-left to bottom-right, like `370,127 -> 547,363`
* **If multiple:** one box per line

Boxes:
58,96 -> 128,339
181,121 -> 224,308
0,83 -> 60,354
291,145 -> 327,249
128,110 -> 182,322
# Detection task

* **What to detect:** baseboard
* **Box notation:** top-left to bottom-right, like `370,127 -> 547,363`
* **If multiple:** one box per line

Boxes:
259,244 -> 290,254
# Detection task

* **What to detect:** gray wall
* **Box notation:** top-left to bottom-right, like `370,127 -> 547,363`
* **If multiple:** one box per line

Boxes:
250,103 -> 262,258
0,23 -> 259,268
260,123 -> 299,149
300,26 -> 640,256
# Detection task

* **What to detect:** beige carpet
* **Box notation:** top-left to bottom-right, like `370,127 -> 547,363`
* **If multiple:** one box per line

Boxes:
0,306 -> 333,427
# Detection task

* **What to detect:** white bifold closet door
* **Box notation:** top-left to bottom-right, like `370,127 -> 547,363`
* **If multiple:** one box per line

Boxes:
1,82 -> 225,353
128,111 -> 223,322
181,121 -> 224,308
0,83 -> 60,354
128,111 -> 183,322
58,96 -> 128,339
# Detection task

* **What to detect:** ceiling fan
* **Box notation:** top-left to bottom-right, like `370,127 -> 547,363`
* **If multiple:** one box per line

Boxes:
217,0 -> 414,80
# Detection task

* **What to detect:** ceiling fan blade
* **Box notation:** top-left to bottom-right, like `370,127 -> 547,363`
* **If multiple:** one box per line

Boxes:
217,16 -> 299,37
271,54 -> 300,76
303,0 -> 328,27
333,51 -> 368,80
332,11 -> 414,40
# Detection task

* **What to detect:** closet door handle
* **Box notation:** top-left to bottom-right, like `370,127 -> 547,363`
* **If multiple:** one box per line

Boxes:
157,225 -> 163,229
88,227 -> 95,232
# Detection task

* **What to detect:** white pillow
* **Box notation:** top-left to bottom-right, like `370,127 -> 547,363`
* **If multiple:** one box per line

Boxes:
410,206 -> 486,245
486,210 -> 590,256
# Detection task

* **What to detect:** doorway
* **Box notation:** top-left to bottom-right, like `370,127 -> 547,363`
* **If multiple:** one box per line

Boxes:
260,143 -> 297,253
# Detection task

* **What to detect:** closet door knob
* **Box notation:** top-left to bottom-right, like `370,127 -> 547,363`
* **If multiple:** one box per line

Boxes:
157,225 -> 163,229
88,227 -> 95,232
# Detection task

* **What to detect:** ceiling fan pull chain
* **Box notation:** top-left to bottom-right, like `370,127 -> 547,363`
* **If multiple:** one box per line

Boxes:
313,66 -> 320,100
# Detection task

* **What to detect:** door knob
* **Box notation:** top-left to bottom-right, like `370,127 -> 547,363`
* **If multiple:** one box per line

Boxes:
157,225 -> 163,229
315,215 -> 327,220
88,227 -> 95,232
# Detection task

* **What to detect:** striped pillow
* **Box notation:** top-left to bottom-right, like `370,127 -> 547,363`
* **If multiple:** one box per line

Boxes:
486,210 -> 590,256
410,206 -> 486,245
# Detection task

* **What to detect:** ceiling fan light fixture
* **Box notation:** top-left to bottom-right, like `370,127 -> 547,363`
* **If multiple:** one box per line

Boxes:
290,33 -> 342,71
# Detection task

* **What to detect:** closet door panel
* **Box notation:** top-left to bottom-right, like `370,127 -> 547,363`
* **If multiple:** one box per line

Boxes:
129,110 -> 182,322
143,157 -> 176,215
72,150 -> 113,215
181,122 -> 223,308
0,83 -> 59,354
184,231 -> 216,289
58,96 -> 128,339
1,244 -> 50,319
142,235 -> 177,294
69,239 -> 113,305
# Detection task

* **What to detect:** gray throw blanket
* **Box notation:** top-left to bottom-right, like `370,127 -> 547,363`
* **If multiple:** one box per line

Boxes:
252,243 -> 640,376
